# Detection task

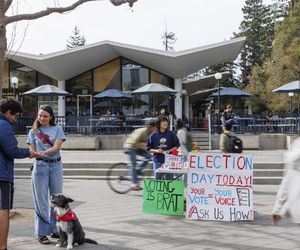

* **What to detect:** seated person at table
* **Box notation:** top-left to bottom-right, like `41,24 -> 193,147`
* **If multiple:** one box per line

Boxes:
102,109 -> 116,122
123,119 -> 157,190
147,115 -> 180,180
221,104 -> 237,126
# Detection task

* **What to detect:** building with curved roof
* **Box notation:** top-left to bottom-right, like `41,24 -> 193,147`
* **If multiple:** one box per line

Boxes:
3,37 -> 245,118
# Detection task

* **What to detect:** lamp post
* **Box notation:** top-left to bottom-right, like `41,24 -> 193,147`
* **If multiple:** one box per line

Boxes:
10,76 -> 19,100
288,92 -> 294,113
214,72 -> 222,132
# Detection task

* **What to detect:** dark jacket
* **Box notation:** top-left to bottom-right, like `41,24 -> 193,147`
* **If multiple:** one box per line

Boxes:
147,129 -> 180,163
0,114 -> 30,183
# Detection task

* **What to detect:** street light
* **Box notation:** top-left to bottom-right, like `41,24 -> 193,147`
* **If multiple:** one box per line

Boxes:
10,76 -> 19,99
288,92 -> 294,113
215,72 -> 222,132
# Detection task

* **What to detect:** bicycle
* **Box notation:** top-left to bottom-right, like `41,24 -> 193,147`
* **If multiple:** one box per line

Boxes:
106,158 -> 152,194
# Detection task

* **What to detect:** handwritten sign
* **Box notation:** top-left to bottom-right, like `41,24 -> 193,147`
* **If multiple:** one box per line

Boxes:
143,179 -> 184,216
162,154 -> 184,169
186,153 -> 253,221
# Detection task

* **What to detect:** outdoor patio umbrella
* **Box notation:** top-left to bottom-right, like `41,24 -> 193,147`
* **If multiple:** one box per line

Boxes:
94,101 -> 119,108
132,83 -> 177,95
94,88 -> 133,99
122,98 -> 148,106
210,87 -> 251,112
273,80 -> 300,112
24,84 -> 71,96
132,83 -> 177,111
273,80 -> 300,93
94,88 -> 133,113
210,87 -> 252,97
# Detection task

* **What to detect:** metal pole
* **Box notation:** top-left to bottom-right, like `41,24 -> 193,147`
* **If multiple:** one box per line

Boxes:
13,85 -> 16,99
208,113 -> 212,151
217,80 -> 221,133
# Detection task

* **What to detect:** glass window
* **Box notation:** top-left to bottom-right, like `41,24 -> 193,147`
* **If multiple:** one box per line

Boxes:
93,58 -> 121,92
8,60 -> 38,115
122,59 -> 149,91
66,71 -> 93,116
9,60 -> 37,93
66,71 -> 92,96
150,70 -> 174,115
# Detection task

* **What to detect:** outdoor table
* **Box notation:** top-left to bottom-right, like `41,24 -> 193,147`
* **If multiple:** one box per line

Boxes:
156,167 -> 188,180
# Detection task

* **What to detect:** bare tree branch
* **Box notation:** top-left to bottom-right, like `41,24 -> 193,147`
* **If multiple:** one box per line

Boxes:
5,0 -> 101,25
4,0 -> 13,14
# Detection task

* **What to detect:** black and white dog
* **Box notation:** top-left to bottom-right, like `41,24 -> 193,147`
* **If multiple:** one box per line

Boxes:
50,194 -> 97,249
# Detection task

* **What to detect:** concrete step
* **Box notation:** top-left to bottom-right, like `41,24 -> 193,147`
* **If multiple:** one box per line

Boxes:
15,175 -> 284,184
254,163 -> 284,169
15,168 -> 284,177
253,177 -> 283,185
14,162 -> 285,185
253,169 -> 285,177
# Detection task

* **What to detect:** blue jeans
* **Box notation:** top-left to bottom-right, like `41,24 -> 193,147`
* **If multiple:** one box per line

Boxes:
125,148 -> 152,184
31,160 -> 63,236
153,162 -> 172,180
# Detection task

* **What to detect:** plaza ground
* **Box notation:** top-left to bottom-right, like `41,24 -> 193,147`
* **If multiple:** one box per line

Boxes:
8,150 -> 300,250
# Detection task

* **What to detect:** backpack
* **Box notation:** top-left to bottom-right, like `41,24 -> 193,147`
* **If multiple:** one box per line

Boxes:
225,133 -> 243,153
185,130 -> 194,152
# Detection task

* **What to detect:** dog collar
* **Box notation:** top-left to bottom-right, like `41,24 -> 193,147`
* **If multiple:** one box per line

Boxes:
54,208 -> 76,222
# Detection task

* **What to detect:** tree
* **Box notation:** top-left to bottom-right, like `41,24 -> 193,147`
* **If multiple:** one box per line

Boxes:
0,0 -> 136,98
270,0 -> 291,19
235,0 -> 275,88
202,62 -> 238,87
161,28 -> 177,51
66,26 -> 86,49
248,0 -> 300,113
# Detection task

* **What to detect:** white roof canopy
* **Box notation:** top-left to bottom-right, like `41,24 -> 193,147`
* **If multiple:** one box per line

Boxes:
7,38 -> 245,81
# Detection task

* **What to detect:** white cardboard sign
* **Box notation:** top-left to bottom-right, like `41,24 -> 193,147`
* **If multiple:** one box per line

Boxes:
186,152 -> 253,221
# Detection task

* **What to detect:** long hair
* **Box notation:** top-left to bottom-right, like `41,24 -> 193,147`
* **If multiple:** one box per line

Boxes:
32,105 -> 56,130
175,119 -> 184,132
156,115 -> 169,131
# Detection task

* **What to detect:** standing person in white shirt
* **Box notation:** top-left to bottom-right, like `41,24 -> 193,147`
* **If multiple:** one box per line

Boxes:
175,119 -> 189,157
175,119 -> 189,185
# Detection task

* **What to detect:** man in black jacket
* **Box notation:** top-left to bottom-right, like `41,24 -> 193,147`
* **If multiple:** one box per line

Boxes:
0,98 -> 36,250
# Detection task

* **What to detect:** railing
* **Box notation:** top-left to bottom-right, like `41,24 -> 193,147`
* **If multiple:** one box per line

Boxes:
15,114 -> 300,135
15,115 -> 146,135
190,117 -> 209,132
209,114 -> 300,134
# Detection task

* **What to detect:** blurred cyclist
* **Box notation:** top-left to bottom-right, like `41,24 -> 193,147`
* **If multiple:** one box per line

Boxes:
123,118 -> 157,190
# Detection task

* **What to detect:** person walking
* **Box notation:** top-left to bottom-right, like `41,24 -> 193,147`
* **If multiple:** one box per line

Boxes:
272,137 -> 300,224
0,98 -> 36,250
147,115 -> 180,180
123,119 -> 156,190
27,105 -> 66,245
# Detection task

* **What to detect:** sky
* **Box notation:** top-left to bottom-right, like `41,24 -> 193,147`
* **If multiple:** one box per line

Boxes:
6,0 -> 274,55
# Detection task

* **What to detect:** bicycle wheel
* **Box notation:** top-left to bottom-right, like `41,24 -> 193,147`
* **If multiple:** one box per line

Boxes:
106,162 -> 132,194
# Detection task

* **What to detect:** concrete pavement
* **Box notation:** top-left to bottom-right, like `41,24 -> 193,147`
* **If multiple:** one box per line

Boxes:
8,149 -> 300,250
8,182 -> 300,249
